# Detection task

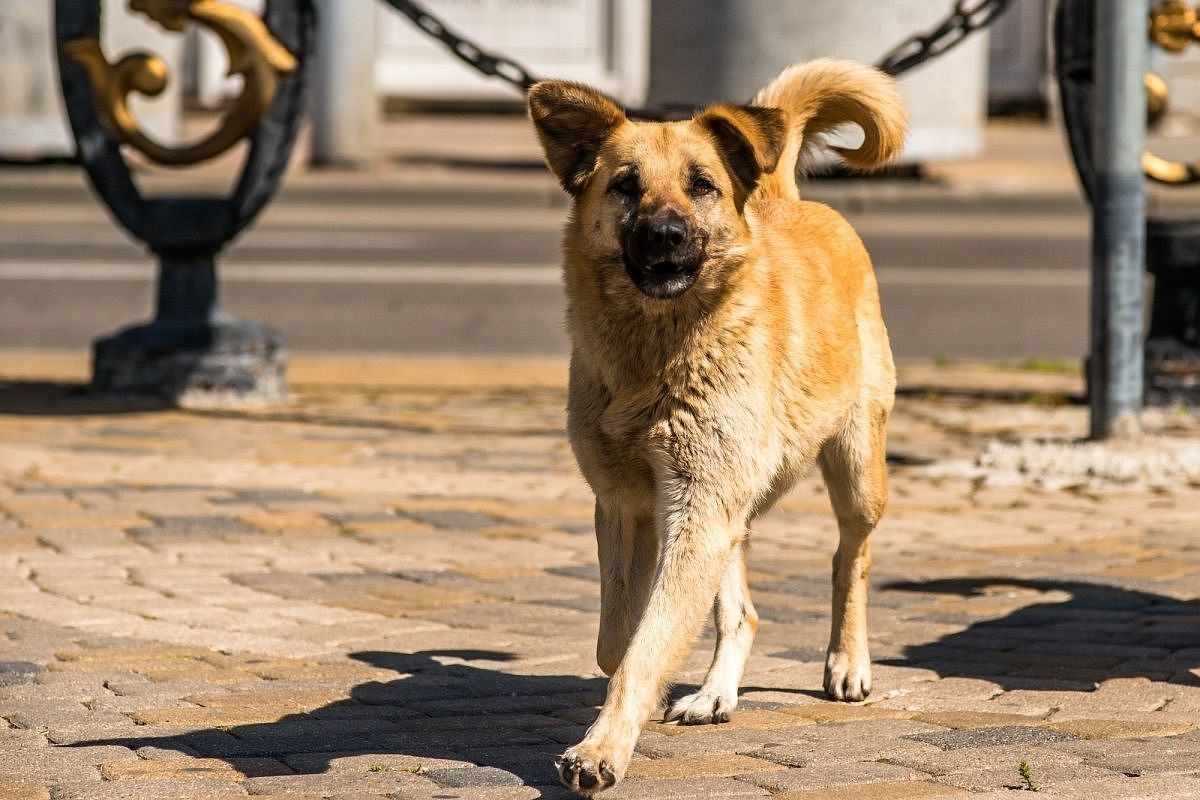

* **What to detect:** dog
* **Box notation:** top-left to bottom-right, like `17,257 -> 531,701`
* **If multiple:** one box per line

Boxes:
527,58 -> 907,795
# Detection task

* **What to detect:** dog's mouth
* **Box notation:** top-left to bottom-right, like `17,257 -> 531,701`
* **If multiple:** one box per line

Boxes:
623,258 -> 702,299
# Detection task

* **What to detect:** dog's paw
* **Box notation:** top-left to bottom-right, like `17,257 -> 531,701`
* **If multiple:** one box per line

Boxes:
824,649 -> 871,702
664,689 -> 736,725
557,744 -> 620,796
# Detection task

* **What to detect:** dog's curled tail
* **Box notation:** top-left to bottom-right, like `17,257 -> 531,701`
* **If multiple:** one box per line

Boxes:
753,59 -> 908,200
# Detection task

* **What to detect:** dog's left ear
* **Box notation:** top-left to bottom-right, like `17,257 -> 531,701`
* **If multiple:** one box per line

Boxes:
528,81 -> 627,195
695,104 -> 787,194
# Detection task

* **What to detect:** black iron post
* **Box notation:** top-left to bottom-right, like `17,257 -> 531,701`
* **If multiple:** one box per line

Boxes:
55,0 -> 313,404
1056,0 -> 1200,416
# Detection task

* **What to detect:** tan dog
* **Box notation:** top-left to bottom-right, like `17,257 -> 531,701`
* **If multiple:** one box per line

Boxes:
528,59 -> 907,795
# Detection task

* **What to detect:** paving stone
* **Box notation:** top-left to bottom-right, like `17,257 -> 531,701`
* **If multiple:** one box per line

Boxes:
0,782 -> 50,800
603,776 -> 771,798
937,760 -> 1117,792
284,751 -> 472,775
1055,734 -> 1200,775
0,744 -> 137,780
183,687 -> 352,712
422,765 -> 524,787
0,661 -> 45,687
129,516 -> 259,545
775,781 -> 965,799
1047,717 -> 1196,740
243,770 -> 437,796
238,510 -> 335,535
904,725 -> 1079,751
743,720 -> 947,767
783,704 -> 916,724
625,753 -> 785,780
395,789 -> 544,800
1025,774 -> 1200,800
742,760 -> 934,792
220,489 -> 324,505
48,779 -> 251,799
911,711 -> 1048,729
400,509 -> 506,530
97,756 -> 290,781
635,726 -> 820,759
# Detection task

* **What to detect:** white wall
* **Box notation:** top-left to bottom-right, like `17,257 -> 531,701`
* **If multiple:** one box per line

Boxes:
0,4 -> 183,159
374,0 -> 649,105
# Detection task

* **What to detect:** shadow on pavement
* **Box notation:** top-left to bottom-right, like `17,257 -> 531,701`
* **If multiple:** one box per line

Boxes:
62,581 -> 1200,793
880,577 -> 1200,688
68,649 -> 602,797
0,380 -> 171,416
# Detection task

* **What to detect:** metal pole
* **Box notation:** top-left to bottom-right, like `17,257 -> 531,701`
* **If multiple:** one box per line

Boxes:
1090,0 -> 1147,439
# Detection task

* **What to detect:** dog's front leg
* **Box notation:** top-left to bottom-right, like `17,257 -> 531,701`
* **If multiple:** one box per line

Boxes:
595,500 -> 658,676
558,495 -> 742,795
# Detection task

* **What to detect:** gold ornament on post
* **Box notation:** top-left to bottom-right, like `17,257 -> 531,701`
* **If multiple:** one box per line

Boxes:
62,0 -> 297,166
1144,0 -> 1200,184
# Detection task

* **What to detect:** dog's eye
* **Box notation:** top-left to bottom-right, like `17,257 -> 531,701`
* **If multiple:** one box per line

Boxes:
610,175 -> 640,198
690,176 -> 718,197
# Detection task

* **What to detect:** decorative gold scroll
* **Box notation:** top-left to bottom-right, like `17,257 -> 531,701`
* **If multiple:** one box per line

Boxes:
62,0 -> 297,166
1150,0 -> 1199,53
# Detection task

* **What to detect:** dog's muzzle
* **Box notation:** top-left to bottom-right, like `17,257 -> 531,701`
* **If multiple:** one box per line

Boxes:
623,213 -> 704,299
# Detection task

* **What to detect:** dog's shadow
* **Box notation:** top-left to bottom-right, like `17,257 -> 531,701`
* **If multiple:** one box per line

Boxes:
878,577 -> 1200,689
69,649 -> 600,797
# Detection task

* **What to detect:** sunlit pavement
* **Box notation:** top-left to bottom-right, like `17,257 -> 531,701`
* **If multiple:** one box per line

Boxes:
1,353 -> 1198,799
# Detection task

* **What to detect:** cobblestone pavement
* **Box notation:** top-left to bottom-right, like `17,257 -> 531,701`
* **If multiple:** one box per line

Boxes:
1,355 -> 1199,799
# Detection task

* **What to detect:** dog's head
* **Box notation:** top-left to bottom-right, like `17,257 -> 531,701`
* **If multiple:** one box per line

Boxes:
529,82 -> 785,302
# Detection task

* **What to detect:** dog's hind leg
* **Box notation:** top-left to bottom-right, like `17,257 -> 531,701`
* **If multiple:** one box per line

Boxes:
818,399 -> 889,702
594,501 -> 657,677
664,538 -> 756,724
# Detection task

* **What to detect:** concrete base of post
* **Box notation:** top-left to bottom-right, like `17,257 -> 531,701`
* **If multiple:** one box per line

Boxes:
92,318 -> 286,408
1145,339 -> 1200,408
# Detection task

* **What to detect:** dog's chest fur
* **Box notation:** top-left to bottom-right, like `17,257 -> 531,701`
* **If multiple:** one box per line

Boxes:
565,292 -> 834,516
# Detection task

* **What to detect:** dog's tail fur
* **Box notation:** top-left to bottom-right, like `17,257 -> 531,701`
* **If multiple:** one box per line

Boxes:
752,59 -> 908,201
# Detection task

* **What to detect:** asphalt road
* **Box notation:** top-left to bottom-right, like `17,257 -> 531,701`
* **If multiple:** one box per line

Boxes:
0,174 -> 1094,360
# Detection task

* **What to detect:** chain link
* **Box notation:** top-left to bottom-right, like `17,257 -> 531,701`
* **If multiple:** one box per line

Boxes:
384,0 -> 1018,115
876,0 -> 1018,76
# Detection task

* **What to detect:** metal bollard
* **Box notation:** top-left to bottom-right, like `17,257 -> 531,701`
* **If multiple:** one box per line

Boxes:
1057,0 -> 1200,414
55,0 -> 314,405
1089,0 -> 1147,439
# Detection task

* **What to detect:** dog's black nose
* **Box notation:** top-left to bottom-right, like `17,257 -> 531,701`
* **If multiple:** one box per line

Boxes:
647,218 -> 687,250
633,214 -> 691,263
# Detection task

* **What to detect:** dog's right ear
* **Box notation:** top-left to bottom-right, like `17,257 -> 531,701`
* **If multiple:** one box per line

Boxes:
528,81 -> 626,195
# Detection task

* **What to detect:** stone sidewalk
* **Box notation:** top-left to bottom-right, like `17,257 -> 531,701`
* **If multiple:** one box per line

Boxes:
1,353 -> 1199,800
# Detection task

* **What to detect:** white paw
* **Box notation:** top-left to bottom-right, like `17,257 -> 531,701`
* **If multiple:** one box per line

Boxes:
557,743 -> 621,795
824,649 -> 872,702
664,688 -> 737,725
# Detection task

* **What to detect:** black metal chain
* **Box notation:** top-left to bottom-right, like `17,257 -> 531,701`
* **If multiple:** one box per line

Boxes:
382,0 -> 1018,114
382,0 -> 541,91
876,0 -> 1019,76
